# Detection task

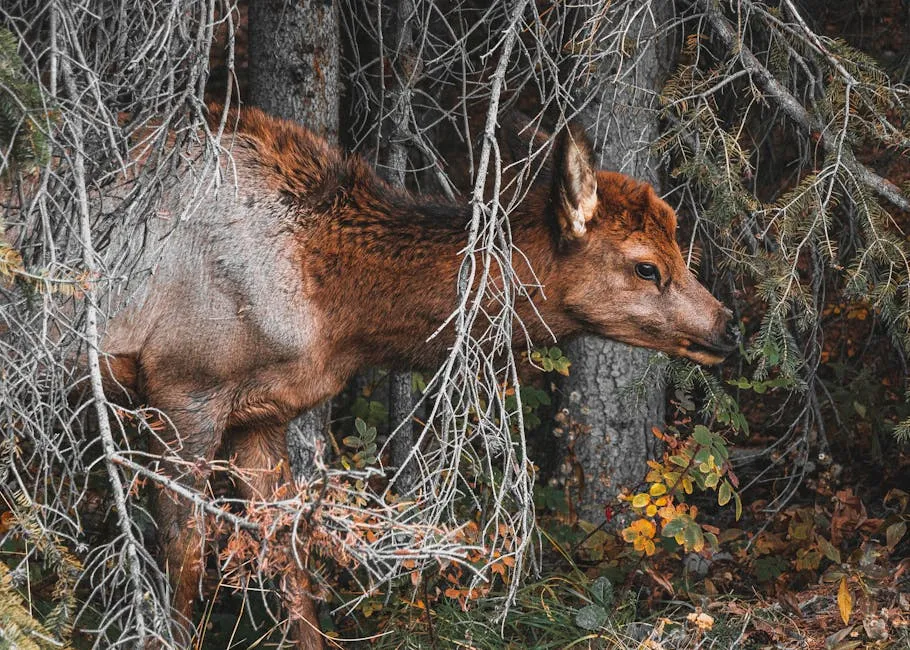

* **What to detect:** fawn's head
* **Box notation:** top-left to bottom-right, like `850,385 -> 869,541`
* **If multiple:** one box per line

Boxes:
549,125 -> 736,365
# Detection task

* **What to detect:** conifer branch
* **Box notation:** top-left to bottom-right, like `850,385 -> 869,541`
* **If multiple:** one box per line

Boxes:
699,0 -> 910,213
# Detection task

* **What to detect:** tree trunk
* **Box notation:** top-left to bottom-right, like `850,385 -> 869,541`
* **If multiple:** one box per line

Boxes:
382,0 -> 416,490
248,0 -> 339,140
248,0 -> 339,480
558,1 -> 674,524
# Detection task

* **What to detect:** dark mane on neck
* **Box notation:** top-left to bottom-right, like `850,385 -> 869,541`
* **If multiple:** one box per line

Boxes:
218,105 -> 547,247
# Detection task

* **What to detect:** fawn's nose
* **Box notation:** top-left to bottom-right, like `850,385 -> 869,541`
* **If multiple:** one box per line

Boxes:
717,309 -> 740,352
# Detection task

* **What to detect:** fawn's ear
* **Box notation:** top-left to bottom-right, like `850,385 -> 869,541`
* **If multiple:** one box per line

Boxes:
553,123 -> 597,240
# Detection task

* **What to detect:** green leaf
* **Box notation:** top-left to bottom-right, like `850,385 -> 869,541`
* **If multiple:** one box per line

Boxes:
355,418 -> 368,437
683,522 -> 704,551
693,425 -> 712,446
754,555 -> 787,582
818,536 -> 841,564
661,517 -> 687,537
704,531 -> 719,550
342,436 -> 362,449
589,576 -> 614,605
712,441 -> 730,461
796,547 -> 822,571
549,347 -> 563,359
575,604 -> 608,631
369,400 -> 388,421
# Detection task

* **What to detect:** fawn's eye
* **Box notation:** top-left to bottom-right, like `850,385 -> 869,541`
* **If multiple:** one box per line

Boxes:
635,262 -> 661,284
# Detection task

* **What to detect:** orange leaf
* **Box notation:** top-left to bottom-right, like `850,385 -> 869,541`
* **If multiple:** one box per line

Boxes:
837,577 -> 852,625
0,511 -> 14,535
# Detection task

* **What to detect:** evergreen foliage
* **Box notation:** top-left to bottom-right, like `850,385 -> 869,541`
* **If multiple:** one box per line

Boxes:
0,27 -> 50,175
660,0 -> 910,440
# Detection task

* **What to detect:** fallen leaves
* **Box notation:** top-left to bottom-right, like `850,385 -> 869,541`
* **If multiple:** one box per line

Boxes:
837,576 -> 852,625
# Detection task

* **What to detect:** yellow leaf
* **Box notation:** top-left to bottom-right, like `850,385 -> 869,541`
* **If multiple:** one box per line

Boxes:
643,538 -> 656,555
632,493 -> 650,509
838,577 -> 852,625
718,480 -> 732,506
649,483 -> 667,497
682,477 -> 694,494
686,612 -> 714,631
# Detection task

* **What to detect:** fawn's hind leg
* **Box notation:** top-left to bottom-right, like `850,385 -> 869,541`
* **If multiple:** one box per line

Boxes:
227,425 -> 325,650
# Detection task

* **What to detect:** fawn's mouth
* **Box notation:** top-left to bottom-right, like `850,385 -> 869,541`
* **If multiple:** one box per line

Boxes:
683,333 -> 738,365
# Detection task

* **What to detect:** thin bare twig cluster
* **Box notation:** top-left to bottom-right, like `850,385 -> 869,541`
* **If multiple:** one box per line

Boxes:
338,0 -> 685,614
0,1 -> 226,646
0,0 -> 629,643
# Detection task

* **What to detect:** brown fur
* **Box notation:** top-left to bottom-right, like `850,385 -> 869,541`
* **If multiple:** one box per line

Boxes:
90,107 -> 733,648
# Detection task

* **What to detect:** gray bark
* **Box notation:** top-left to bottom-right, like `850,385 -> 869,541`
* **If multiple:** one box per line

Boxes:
558,1 -> 674,524
248,0 -> 339,480
382,0 -> 417,489
248,0 -> 339,141
285,402 -> 331,482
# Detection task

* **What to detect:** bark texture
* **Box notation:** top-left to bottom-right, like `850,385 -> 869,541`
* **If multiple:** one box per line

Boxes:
383,0 -> 417,488
286,402 -> 331,482
559,1 -> 673,524
248,0 -> 339,479
248,0 -> 339,141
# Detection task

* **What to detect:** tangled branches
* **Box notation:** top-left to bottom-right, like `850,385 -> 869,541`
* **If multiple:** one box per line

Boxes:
1,1 -> 224,646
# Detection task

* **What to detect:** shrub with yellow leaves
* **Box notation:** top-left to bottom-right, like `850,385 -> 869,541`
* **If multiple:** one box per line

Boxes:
621,518 -> 657,555
619,425 -> 741,557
